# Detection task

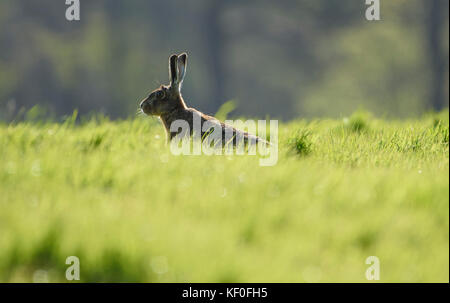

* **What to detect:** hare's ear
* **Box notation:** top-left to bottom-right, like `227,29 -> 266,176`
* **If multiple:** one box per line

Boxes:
177,53 -> 187,87
169,54 -> 178,87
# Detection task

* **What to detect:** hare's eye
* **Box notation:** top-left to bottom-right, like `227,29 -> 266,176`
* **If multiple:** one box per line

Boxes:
156,90 -> 165,99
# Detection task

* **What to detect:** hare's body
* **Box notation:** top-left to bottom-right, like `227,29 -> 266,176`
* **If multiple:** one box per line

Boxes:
160,106 -> 262,145
140,53 -> 268,146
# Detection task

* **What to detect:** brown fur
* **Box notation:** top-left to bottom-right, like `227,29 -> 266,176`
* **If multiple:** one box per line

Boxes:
140,53 -> 268,146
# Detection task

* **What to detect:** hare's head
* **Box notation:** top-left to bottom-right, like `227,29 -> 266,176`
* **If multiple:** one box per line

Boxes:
140,53 -> 188,116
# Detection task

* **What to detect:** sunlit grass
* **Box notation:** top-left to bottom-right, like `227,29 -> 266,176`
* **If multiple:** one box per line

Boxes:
0,111 -> 448,282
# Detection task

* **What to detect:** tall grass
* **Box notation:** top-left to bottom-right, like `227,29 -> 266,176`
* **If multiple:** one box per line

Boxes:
0,111 -> 448,282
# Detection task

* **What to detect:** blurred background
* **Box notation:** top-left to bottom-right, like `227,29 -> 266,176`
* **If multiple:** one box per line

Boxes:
0,0 -> 448,122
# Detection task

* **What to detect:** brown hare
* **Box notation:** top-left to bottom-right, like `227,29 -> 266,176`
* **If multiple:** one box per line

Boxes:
140,53 -> 269,147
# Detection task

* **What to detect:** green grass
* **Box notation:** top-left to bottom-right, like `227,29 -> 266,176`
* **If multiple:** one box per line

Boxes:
0,111 -> 448,282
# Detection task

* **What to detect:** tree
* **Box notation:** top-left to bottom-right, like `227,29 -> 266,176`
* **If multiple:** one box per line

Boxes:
426,0 -> 449,111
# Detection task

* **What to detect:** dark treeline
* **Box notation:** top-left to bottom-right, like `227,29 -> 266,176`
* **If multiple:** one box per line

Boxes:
0,0 -> 448,122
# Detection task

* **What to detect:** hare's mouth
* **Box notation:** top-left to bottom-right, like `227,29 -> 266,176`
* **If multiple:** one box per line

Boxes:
140,102 -> 153,116
141,108 -> 153,116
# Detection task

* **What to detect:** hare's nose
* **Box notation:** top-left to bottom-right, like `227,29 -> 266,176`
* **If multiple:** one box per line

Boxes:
140,100 -> 146,109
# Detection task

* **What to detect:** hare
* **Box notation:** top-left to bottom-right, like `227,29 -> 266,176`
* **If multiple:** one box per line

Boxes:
139,53 -> 269,147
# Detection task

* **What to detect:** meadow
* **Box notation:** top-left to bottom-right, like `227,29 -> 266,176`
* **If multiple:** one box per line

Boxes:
0,110 -> 448,282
